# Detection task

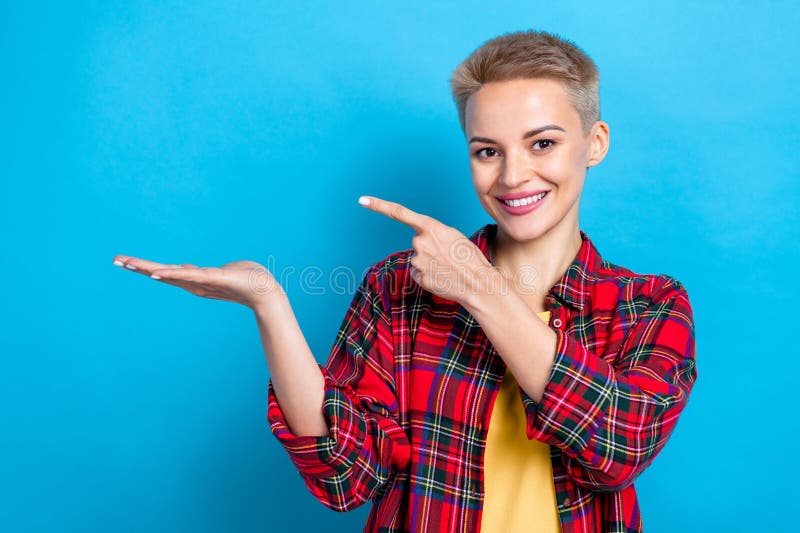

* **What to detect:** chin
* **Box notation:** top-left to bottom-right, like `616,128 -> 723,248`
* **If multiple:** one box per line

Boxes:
487,213 -> 548,243
499,221 -> 547,243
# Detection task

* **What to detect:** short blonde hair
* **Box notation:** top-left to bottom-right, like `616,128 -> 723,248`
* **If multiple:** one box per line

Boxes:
450,30 -> 600,136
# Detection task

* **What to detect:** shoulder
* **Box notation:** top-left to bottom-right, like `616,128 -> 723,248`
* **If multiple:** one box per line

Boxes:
358,247 -> 418,310
593,258 -> 690,309
362,248 -> 413,287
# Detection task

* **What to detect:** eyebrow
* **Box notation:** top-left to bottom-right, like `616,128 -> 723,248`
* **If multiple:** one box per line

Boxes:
468,124 -> 566,144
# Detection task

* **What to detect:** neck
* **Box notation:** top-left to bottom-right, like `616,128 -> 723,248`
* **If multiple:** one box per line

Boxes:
490,222 -> 583,307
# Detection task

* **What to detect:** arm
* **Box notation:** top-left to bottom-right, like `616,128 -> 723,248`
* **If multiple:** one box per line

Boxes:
464,274 -> 698,492
256,290 -> 328,438
110,254 -> 407,504
264,263 -> 411,511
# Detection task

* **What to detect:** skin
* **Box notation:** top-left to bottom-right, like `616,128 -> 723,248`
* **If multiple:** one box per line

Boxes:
359,78 -> 609,403
111,76 -> 610,435
458,78 -> 610,402
109,259 -> 329,437
465,78 -> 609,312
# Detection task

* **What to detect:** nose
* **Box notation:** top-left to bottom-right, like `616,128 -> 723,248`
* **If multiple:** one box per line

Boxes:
499,150 -> 530,189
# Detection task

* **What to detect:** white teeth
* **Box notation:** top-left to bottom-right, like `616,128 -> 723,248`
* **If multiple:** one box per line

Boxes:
502,192 -> 547,207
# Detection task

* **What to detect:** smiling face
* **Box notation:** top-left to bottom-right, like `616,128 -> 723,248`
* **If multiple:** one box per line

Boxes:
465,78 -> 609,243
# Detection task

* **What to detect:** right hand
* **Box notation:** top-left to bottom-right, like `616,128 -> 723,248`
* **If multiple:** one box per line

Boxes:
112,254 -> 284,310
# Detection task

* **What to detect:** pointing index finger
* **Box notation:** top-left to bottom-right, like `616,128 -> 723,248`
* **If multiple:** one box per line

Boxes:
358,196 -> 431,232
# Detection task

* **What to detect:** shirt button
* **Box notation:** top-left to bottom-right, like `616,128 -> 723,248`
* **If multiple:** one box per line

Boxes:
552,318 -> 562,328
562,497 -> 571,506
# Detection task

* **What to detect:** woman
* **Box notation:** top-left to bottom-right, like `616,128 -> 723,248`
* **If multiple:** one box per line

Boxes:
113,30 -> 698,533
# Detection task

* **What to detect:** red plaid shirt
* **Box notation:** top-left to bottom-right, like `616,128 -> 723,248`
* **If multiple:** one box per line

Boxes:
267,223 -> 698,533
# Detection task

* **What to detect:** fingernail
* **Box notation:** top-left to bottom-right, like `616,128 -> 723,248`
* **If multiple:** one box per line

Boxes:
151,274 -> 161,280
113,260 -> 123,267
125,264 -> 137,270
358,196 -> 370,206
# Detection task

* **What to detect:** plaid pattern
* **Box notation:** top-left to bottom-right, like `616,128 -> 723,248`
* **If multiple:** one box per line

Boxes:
267,223 -> 698,533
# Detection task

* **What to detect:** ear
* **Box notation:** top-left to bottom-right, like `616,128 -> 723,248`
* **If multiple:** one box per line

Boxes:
586,120 -> 610,168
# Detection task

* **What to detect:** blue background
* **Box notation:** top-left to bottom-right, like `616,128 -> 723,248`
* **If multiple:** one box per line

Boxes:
2,1 -> 797,531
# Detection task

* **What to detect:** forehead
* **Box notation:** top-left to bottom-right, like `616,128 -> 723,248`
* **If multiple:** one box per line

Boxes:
465,78 -> 579,135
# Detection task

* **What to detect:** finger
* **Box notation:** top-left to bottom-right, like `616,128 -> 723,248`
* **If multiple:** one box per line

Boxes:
149,267 -> 211,283
148,276 -> 226,301
113,255 -> 184,275
150,276 -> 203,291
409,264 -> 422,286
358,196 -> 432,232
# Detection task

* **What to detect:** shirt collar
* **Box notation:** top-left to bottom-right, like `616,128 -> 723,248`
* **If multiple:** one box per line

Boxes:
468,223 -> 602,312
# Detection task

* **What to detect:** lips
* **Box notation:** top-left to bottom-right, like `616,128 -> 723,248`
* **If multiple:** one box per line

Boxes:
496,190 -> 549,216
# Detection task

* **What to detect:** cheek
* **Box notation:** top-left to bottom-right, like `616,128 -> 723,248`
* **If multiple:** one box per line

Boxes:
543,151 -> 583,183
470,165 -> 493,194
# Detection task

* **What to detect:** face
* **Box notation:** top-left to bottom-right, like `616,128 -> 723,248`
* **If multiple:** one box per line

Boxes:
464,78 -> 609,243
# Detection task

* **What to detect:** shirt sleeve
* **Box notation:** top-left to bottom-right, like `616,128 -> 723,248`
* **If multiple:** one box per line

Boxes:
266,262 -> 411,511
519,275 -> 698,492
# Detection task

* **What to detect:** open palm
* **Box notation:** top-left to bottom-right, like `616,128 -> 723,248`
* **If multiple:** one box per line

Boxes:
112,255 -> 282,309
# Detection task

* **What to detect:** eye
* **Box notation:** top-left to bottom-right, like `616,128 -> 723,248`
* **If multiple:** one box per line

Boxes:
532,139 -> 556,150
474,147 -> 499,159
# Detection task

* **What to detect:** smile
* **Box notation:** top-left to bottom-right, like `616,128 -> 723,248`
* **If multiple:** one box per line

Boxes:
496,191 -> 549,216
500,191 -> 547,206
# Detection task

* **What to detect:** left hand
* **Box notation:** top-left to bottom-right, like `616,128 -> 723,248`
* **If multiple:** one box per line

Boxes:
358,195 -> 494,304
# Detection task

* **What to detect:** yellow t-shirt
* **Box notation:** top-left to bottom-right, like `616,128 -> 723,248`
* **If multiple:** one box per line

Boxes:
480,310 -> 561,533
